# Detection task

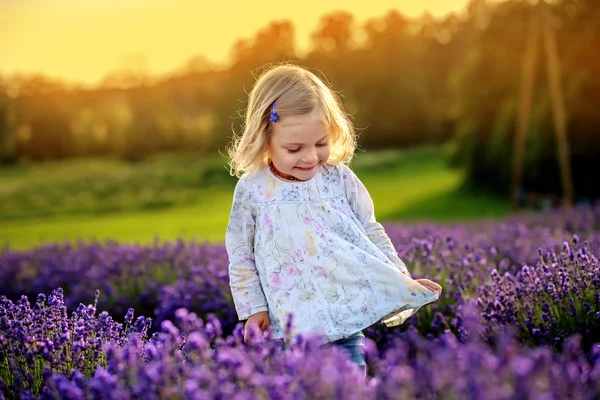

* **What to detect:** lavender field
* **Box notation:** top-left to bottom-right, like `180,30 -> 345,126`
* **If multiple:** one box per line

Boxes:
1,205 -> 599,399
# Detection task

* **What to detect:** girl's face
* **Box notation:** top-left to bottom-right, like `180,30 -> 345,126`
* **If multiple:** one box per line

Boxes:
266,107 -> 331,181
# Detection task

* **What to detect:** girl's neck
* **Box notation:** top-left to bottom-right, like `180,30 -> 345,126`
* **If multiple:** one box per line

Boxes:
268,160 -> 309,182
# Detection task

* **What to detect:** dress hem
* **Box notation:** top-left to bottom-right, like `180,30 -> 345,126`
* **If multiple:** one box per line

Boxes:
266,294 -> 438,344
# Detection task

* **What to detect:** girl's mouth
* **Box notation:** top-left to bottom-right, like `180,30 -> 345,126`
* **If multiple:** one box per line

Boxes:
295,164 -> 317,171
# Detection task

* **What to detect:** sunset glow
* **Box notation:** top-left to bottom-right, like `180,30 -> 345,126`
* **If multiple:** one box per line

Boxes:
1,0 -> 472,86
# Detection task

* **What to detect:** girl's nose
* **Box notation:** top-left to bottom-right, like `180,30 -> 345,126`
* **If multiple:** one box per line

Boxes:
302,150 -> 318,164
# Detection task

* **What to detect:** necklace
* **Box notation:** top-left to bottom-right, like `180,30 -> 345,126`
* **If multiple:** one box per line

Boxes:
268,160 -> 308,182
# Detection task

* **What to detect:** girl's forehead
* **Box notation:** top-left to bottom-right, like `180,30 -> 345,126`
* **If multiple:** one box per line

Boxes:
273,117 -> 329,143
278,107 -> 326,127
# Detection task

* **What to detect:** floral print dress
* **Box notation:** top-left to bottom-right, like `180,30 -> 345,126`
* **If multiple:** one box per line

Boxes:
226,163 -> 439,343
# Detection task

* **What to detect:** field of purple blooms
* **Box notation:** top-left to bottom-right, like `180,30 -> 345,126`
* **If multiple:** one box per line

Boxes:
1,205 -> 599,399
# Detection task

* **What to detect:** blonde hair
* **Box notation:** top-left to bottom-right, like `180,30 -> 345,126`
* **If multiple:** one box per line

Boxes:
227,62 -> 357,177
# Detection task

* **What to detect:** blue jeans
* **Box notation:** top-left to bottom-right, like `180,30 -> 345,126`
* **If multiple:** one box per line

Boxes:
272,331 -> 367,376
330,331 -> 367,376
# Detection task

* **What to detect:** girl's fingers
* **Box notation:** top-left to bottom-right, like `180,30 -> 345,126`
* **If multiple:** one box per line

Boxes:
261,318 -> 270,330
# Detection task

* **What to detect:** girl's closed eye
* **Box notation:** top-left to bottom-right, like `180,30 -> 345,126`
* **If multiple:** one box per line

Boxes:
286,141 -> 328,153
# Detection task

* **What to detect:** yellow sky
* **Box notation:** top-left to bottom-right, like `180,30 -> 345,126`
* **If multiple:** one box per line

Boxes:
0,0 -> 472,87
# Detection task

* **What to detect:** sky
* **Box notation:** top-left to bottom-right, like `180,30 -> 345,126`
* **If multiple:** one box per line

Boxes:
0,0 -> 474,87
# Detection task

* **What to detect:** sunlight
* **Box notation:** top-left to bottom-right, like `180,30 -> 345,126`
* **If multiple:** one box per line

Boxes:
0,0 -> 472,85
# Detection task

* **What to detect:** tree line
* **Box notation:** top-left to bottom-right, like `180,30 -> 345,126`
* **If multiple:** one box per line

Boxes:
0,0 -> 598,199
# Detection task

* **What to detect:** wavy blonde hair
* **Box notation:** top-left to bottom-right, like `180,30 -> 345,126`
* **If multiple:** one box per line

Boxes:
227,62 -> 357,177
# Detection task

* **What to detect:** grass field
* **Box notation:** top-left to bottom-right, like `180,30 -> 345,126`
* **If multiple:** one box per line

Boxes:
0,146 -> 508,250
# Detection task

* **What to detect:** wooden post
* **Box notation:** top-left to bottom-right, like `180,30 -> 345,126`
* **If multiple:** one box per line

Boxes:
511,1 -> 574,210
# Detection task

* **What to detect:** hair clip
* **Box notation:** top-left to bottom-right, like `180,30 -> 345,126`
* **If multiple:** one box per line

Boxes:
269,101 -> 279,123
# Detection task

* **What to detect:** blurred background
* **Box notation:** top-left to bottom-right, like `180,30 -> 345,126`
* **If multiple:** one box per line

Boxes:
0,0 -> 598,250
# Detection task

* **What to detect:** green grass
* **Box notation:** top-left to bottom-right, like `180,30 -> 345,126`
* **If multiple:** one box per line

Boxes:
0,192 -> 233,250
351,147 -> 507,222
0,146 -> 509,250
0,152 -> 236,220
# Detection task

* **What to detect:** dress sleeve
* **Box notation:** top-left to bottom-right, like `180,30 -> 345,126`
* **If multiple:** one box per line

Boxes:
226,177 -> 269,320
341,164 -> 411,277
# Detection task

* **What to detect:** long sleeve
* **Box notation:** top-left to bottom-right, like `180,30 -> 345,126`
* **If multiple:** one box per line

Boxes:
341,164 -> 411,277
226,177 -> 269,320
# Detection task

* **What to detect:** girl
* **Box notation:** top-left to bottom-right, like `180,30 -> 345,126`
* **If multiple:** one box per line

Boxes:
225,63 -> 442,372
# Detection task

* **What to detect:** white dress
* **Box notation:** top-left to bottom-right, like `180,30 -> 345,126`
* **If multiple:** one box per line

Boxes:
226,163 -> 439,343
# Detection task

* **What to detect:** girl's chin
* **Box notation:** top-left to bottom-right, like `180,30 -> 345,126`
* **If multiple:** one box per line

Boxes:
273,162 -> 323,180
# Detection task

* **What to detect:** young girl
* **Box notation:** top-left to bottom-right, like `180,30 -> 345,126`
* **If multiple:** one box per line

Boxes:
225,63 -> 442,372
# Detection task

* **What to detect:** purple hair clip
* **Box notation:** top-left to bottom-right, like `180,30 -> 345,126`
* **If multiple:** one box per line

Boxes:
269,101 -> 279,123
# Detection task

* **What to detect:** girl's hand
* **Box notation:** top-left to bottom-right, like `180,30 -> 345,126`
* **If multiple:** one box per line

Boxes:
244,311 -> 270,342
414,279 -> 442,298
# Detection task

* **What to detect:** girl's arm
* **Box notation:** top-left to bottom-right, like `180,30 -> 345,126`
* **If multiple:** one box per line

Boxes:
341,164 -> 411,277
226,178 -> 269,320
